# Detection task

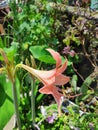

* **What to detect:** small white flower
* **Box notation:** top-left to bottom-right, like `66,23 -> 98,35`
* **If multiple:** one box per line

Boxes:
40,106 -> 47,117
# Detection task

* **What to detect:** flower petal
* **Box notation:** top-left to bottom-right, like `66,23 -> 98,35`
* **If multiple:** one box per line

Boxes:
20,64 -> 56,84
55,74 -> 70,85
32,68 -> 55,79
39,85 -> 53,94
52,88 -> 63,116
39,84 -> 63,98
57,60 -> 68,74
46,116 -> 55,124
39,84 -> 63,115
47,49 -> 62,68
32,68 -> 56,84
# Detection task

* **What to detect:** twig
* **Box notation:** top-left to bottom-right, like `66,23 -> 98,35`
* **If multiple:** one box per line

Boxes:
72,64 -> 84,81
82,38 -> 96,68
64,93 -> 82,99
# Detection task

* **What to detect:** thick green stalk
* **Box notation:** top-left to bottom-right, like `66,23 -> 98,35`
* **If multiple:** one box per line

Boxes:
31,78 -> 36,129
12,81 -> 21,130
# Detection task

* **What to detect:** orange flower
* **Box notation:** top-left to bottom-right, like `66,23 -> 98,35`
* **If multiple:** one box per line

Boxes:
46,49 -> 70,86
18,49 -> 70,115
39,49 -> 70,115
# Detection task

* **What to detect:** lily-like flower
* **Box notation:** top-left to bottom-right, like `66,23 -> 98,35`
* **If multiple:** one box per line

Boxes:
39,49 -> 70,115
17,49 -> 70,115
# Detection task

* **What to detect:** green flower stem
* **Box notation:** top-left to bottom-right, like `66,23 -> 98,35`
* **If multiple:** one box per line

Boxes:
31,78 -> 36,129
12,81 -> 21,130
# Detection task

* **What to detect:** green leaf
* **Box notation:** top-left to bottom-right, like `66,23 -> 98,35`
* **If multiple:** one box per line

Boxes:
29,46 -> 55,64
76,76 -> 94,101
72,35 -> 81,46
80,76 -> 93,95
0,37 -> 4,48
36,94 -> 46,105
63,37 -> 71,46
3,44 -> 18,61
0,74 -> 20,129
19,22 -> 30,32
71,75 -> 78,94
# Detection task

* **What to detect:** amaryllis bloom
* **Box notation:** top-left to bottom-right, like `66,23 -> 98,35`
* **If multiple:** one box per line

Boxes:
18,49 -> 70,115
